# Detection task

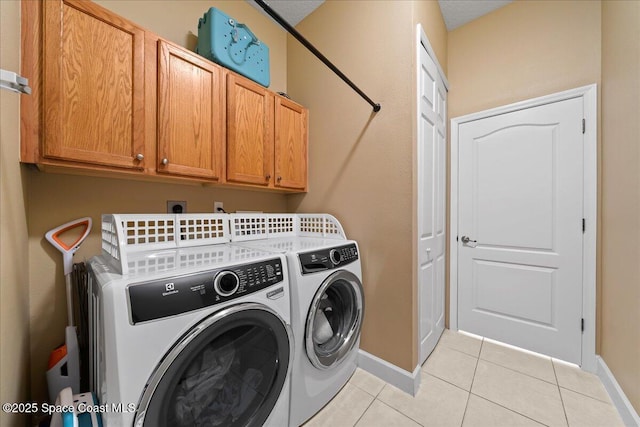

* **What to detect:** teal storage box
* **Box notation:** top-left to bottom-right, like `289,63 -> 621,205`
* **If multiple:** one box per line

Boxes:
196,7 -> 270,87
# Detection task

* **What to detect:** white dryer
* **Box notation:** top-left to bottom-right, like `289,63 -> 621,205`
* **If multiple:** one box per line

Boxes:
230,214 -> 365,426
88,214 -> 293,427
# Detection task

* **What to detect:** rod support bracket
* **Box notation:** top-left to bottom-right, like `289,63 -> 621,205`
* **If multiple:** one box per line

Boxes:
373,103 -> 381,113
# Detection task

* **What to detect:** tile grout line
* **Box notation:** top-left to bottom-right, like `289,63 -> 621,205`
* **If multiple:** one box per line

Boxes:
467,340 -> 553,426
349,335 -> 612,427
351,392 -> 377,427
422,338 -> 483,394
350,380 -> 431,427
372,399 -> 426,427
549,358 -> 617,404
432,335 -> 580,426
557,384 -> 616,405
439,342 -> 483,359
467,392 -> 552,427
348,378 -> 385,399
552,360 -> 571,427
348,372 -> 391,399
458,337 -> 484,427
422,370 -> 475,395
479,357 -> 558,387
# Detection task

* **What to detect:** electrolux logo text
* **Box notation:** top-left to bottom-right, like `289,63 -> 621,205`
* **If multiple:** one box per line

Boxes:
162,282 -> 178,297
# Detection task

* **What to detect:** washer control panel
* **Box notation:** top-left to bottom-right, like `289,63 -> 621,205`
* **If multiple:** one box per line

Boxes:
127,258 -> 284,324
299,243 -> 358,275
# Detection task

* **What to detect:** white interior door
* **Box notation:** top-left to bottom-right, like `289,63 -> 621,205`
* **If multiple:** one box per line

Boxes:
457,97 -> 584,364
418,38 -> 446,365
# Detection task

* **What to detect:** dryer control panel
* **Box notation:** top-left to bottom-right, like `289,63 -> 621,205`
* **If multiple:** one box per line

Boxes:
299,243 -> 358,275
127,258 -> 284,324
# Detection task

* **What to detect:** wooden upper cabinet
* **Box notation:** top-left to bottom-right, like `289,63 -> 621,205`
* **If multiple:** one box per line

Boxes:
274,96 -> 308,191
43,0 -> 145,169
226,73 -> 274,186
157,40 -> 224,180
226,74 -> 308,191
24,0 -> 307,191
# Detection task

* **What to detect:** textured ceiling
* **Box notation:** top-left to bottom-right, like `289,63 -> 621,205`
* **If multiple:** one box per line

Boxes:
438,0 -> 514,30
247,0 -> 325,26
248,0 -> 512,31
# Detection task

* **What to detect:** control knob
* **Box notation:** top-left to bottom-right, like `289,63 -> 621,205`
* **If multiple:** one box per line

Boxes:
329,249 -> 342,265
214,271 -> 240,297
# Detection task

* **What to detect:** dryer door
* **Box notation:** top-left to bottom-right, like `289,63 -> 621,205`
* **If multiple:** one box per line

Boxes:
134,303 -> 291,427
305,270 -> 364,369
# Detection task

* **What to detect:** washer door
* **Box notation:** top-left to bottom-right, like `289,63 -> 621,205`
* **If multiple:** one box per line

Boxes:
305,270 -> 364,369
135,303 -> 291,427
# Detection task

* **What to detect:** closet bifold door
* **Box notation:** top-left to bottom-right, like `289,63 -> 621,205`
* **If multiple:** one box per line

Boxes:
43,0 -> 145,170
156,40 -> 224,180
226,74 -> 274,186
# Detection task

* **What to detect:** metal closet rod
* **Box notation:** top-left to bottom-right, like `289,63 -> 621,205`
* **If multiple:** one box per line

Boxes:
254,0 -> 381,113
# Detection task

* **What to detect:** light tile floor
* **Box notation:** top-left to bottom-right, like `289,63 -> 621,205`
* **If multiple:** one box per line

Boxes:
304,329 -> 625,427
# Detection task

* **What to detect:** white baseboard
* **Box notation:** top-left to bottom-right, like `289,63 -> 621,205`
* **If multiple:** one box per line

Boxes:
597,356 -> 640,427
357,349 -> 421,396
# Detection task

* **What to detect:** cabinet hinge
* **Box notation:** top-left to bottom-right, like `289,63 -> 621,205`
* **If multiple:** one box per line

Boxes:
582,218 -> 586,233
581,318 -> 584,332
582,118 -> 586,134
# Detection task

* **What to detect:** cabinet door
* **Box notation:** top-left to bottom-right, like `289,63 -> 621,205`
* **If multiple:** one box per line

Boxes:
157,41 -> 224,180
274,96 -> 308,191
43,0 -> 145,169
226,74 -> 274,186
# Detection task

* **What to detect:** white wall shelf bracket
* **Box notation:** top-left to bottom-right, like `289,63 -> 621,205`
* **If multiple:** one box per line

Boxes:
0,69 -> 31,95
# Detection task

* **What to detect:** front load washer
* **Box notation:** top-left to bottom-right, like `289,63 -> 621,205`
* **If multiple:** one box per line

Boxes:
230,214 -> 365,426
88,214 -> 292,427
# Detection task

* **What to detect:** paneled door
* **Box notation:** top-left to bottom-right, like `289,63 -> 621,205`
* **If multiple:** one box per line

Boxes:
418,34 -> 447,365
43,0 -> 145,169
274,96 -> 307,191
226,74 -> 274,186
457,97 -> 584,364
157,40 -> 224,180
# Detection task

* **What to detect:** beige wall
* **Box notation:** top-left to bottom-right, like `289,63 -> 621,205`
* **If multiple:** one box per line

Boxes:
1,0 -> 31,426
95,0 -> 288,93
287,0 -> 447,372
448,0 -> 601,119
601,0 -> 640,413
22,0 -> 290,403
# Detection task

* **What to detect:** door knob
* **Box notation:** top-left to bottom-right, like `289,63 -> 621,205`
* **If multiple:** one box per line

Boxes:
135,153 -> 144,161
161,158 -> 169,165
461,236 -> 477,247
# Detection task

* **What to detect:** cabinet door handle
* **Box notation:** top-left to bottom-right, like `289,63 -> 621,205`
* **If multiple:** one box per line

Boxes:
277,176 -> 282,182
135,153 -> 144,161
161,158 -> 169,165
265,174 -> 271,180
